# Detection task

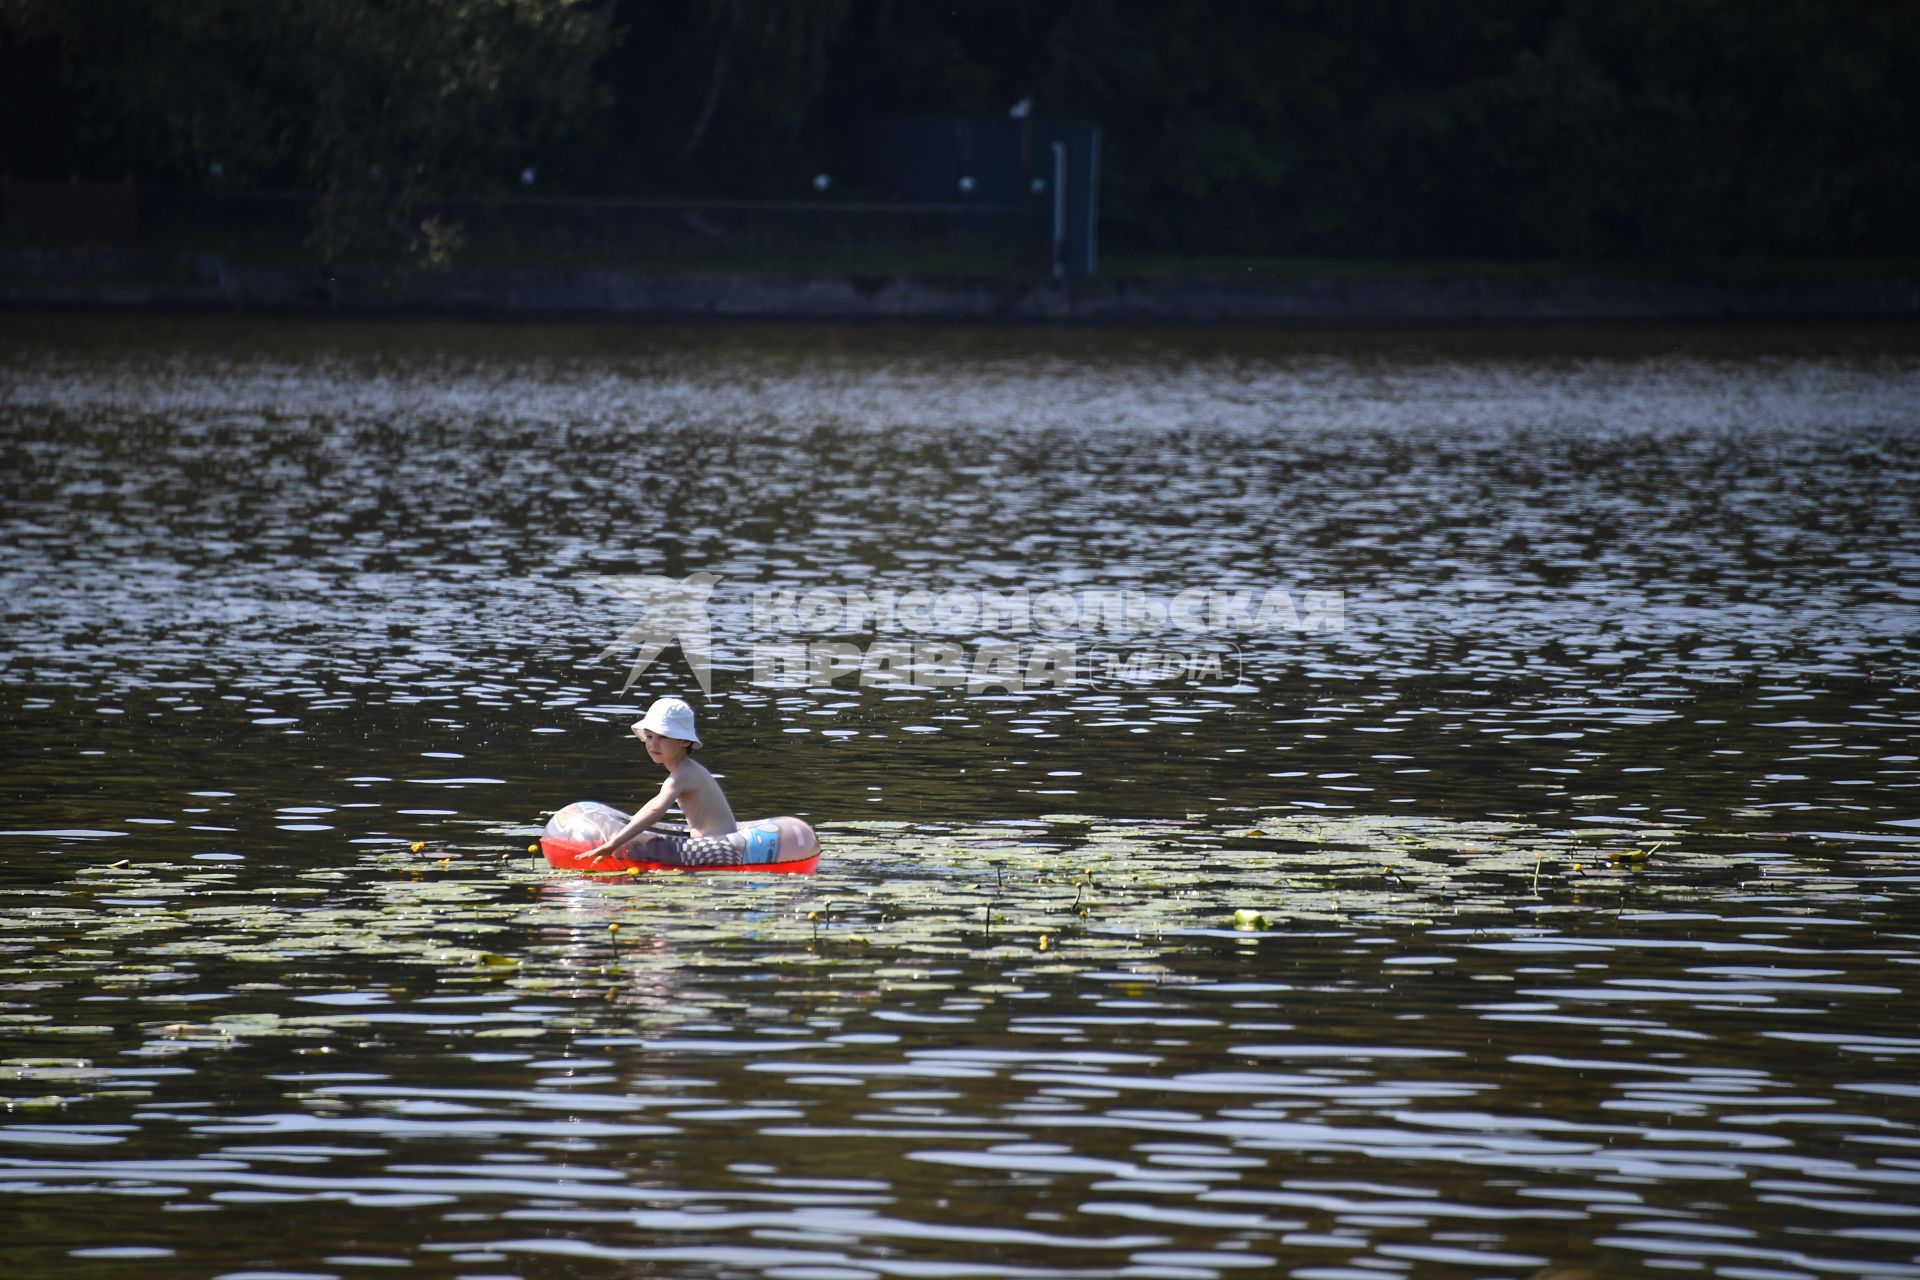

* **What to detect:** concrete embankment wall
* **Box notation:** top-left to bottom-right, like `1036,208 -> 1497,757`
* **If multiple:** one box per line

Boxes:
4,253 -> 1918,324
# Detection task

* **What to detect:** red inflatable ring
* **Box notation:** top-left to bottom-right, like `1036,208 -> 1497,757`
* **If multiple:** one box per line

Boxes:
539,800 -> 821,874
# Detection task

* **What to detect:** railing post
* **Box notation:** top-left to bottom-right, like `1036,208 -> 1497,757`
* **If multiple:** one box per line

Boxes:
1050,140 -> 1068,281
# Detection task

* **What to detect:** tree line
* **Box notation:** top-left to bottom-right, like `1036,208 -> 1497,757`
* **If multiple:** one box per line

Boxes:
4,0 -> 1915,265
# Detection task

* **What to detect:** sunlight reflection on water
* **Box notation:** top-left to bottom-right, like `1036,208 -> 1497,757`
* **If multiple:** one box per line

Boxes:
2,315 -> 1918,1279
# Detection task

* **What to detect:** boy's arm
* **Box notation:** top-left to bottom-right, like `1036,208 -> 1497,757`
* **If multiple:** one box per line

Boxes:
586,775 -> 681,858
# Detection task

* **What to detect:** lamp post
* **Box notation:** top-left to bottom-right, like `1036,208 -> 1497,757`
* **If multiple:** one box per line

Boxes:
1010,96 -> 1034,273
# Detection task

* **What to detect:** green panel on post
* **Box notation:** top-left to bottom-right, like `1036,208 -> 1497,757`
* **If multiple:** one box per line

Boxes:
862,113 -> 1100,278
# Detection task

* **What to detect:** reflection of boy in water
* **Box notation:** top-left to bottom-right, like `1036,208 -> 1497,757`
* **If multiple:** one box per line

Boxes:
584,696 -> 745,867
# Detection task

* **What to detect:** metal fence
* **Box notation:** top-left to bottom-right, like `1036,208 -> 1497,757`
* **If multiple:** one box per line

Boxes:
7,183 -> 1039,273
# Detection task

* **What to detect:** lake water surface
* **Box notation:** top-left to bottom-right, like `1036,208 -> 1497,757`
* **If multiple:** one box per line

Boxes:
3,314 -> 1919,1279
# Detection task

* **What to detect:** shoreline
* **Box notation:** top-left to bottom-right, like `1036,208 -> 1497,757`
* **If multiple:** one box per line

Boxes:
4,253 -> 1919,325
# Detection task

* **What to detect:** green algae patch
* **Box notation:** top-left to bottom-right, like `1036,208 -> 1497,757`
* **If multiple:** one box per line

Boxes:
0,810 -> 1789,1078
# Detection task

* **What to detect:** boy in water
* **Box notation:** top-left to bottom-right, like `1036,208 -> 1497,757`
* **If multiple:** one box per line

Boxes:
583,696 -> 754,867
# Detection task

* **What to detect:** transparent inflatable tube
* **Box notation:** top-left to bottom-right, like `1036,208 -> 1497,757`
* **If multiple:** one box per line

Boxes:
539,800 -> 821,874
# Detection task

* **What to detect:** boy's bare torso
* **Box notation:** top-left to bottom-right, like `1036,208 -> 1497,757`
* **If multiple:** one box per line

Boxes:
669,757 -> 738,838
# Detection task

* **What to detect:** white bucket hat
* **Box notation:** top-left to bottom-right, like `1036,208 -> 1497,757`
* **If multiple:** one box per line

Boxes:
633,696 -> 701,748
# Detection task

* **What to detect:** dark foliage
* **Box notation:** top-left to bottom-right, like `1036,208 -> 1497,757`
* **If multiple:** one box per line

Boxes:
5,0 -> 1915,262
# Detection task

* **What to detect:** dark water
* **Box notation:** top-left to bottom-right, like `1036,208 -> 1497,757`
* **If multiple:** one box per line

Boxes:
3,313 -> 1919,1279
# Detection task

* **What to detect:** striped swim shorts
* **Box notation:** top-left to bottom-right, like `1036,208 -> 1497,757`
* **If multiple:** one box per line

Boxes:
632,823 -> 783,867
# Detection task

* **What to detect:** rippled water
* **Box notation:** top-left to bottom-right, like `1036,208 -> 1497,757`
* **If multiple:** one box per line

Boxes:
3,314 -> 1919,1279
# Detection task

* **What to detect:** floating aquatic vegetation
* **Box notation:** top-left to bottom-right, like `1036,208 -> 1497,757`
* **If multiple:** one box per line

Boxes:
0,809 -> 1840,1076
